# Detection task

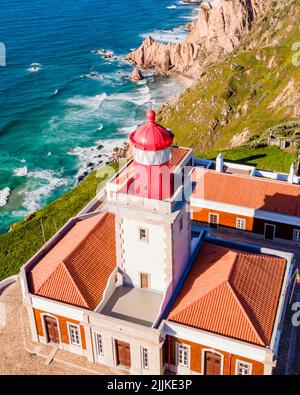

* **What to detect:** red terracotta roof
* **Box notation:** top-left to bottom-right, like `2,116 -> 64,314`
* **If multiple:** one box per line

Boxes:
168,243 -> 286,346
113,146 -> 190,185
192,169 -> 300,216
169,147 -> 190,168
28,212 -> 116,310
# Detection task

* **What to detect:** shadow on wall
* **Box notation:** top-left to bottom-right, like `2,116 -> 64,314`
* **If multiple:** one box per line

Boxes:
206,154 -> 267,168
258,193 -> 300,217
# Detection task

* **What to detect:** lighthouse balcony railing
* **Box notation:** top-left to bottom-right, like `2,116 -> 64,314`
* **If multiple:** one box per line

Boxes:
106,182 -> 190,214
107,189 -> 173,213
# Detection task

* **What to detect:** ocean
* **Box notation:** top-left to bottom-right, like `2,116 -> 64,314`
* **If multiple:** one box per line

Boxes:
0,0 -> 198,232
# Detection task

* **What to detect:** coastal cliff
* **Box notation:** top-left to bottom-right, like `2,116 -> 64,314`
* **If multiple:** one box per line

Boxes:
125,0 -> 272,78
156,0 -> 300,156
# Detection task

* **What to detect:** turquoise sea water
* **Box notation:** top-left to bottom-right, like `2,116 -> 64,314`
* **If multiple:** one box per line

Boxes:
0,0 -> 198,232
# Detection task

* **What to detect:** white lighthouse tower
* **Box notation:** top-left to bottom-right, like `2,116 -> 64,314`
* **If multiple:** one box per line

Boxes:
107,110 -> 193,294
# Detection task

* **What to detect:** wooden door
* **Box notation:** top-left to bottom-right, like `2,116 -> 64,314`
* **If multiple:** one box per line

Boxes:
265,224 -> 275,240
204,351 -> 222,375
45,316 -> 59,344
140,273 -> 149,289
116,340 -> 131,368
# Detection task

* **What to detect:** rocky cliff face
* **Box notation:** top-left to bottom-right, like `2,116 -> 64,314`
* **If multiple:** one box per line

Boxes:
155,0 -> 300,155
125,0 -> 272,77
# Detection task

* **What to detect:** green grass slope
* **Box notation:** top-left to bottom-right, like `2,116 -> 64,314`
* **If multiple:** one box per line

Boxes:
0,163 -> 119,281
157,0 -> 300,170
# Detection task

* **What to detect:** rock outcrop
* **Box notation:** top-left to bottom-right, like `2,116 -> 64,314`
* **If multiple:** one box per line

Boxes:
125,0 -> 272,78
107,142 -> 132,164
130,67 -> 144,81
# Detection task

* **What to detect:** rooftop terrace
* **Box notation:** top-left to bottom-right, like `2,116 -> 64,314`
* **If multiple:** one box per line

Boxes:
99,286 -> 163,328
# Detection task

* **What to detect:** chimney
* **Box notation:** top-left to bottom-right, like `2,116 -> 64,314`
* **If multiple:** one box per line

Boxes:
216,153 -> 224,172
288,162 -> 295,184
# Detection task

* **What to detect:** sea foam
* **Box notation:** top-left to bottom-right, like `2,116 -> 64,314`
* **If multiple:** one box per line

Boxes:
69,137 -> 128,182
140,26 -> 188,43
18,169 -> 71,214
67,93 -> 108,110
14,166 -> 28,177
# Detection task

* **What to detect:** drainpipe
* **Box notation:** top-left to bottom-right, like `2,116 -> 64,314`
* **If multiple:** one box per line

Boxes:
168,335 -> 171,373
228,353 -> 232,375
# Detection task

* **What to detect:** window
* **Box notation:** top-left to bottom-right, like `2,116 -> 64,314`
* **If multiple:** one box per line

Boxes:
209,213 -> 219,228
142,348 -> 149,369
68,323 -> 81,346
139,228 -> 148,242
236,218 -> 246,230
140,272 -> 150,289
95,333 -> 104,355
177,343 -> 189,368
293,229 -> 300,241
179,217 -> 183,231
264,223 -> 276,240
236,361 -> 252,375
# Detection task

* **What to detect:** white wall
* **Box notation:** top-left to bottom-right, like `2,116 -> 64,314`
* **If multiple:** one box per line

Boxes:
254,169 -> 300,184
172,209 -> 190,286
89,313 -> 163,374
31,296 -> 85,322
121,218 -> 168,291
91,329 -> 161,374
0,275 -> 18,293
163,321 -> 270,363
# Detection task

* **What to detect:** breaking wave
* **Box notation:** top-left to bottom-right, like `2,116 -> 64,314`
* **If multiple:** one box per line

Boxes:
67,86 -> 151,111
17,169 -> 71,214
69,137 -> 128,182
67,93 -> 108,110
0,187 -> 11,207
14,166 -> 28,177
140,26 -> 188,43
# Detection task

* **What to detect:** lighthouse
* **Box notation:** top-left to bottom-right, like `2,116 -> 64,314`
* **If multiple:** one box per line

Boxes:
129,109 -> 174,200
106,110 -> 193,292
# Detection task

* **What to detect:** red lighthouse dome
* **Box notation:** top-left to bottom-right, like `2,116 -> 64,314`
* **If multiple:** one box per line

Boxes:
130,109 -> 174,151
128,109 -> 175,200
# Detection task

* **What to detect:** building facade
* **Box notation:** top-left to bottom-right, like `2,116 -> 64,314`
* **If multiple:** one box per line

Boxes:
191,167 -> 300,242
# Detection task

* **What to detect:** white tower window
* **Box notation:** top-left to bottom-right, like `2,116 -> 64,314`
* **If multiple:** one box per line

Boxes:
179,216 -> 183,231
95,333 -> 104,355
142,348 -> 149,369
138,228 -> 148,242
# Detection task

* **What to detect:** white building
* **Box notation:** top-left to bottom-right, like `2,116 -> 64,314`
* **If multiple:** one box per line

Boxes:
21,110 -> 293,375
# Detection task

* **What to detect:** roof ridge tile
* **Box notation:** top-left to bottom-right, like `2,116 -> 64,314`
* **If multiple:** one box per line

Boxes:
63,212 -> 107,264
168,279 -> 229,320
29,260 -> 61,293
227,280 -> 265,346
59,261 -> 90,308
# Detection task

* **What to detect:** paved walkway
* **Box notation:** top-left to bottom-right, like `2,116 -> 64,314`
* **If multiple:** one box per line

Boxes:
0,281 -> 118,375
